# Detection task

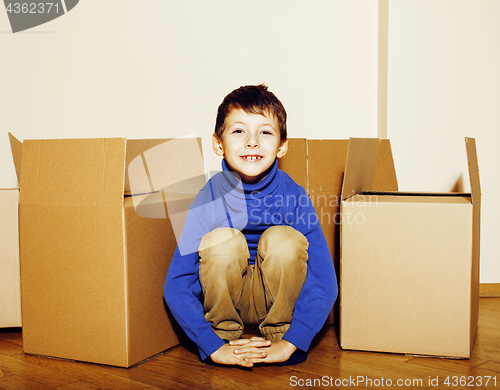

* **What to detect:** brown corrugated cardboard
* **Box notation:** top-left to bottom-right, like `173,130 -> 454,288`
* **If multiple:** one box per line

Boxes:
279,139 -> 398,323
0,189 -> 22,328
0,133 -> 23,328
12,134 -> 204,367
9,132 -> 22,185
340,138 -> 480,358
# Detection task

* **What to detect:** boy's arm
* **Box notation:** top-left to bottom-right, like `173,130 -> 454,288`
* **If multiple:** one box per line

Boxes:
164,248 -> 226,360
163,191 -> 226,361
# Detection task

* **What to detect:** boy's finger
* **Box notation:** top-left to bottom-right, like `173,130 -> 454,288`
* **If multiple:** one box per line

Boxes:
233,347 -> 268,356
229,339 -> 252,346
240,352 -> 267,361
247,339 -> 271,347
229,336 -> 267,346
230,354 -> 258,367
244,356 -> 269,364
235,359 -> 254,368
249,336 -> 267,341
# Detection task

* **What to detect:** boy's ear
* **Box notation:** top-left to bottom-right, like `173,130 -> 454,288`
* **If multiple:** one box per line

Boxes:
277,139 -> 288,159
212,134 -> 224,157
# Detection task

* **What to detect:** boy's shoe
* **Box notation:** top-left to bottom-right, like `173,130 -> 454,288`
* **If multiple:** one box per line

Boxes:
276,349 -> 308,366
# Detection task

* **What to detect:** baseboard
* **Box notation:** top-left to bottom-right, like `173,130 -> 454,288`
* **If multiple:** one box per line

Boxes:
480,283 -> 500,298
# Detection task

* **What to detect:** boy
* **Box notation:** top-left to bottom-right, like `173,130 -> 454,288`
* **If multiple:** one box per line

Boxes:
164,84 -> 337,367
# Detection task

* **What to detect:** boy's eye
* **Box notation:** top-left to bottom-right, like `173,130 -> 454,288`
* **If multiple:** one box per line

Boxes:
232,129 -> 244,134
261,130 -> 274,136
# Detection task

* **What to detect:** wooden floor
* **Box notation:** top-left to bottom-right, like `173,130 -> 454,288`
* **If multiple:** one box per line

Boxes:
0,298 -> 498,390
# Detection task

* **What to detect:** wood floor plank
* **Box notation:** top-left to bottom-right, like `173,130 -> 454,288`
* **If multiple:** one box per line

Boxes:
292,358 -> 434,389
0,330 -> 22,348
55,380 -> 155,390
55,381 -> 120,390
195,363 -> 295,389
477,360 -> 500,373
13,354 -> 152,390
94,358 -> 216,390
0,340 -> 24,357
405,355 -> 499,376
0,373 -> 54,390
140,357 -> 261,390
0,353 -> 78,388
480,298 -> 500,313
0,298 -> 498,389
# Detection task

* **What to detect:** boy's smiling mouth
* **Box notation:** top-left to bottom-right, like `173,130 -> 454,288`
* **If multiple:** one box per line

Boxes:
241,155 -> 263,162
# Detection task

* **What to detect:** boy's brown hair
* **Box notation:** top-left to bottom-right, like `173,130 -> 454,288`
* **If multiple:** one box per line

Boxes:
214,84 -> 287,143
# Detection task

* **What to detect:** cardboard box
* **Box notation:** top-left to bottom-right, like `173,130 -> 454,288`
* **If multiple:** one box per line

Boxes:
10,134 -> 205,367
340,138 -> 480,358
279,139 -> 398,323
0,134 -> 23,328
0,188 -> 22,328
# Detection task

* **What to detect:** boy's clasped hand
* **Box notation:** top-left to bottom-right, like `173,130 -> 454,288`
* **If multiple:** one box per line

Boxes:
211,337 -> 297,367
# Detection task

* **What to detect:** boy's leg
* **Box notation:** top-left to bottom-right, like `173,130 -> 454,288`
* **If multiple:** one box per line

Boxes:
198,227 -> 249,341
253,226 -> 308,342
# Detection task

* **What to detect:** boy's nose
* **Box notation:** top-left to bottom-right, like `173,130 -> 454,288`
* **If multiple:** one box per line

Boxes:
246,137 -> 259,148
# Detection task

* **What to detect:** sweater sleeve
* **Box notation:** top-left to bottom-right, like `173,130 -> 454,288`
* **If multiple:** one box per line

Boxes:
282,185 -> 338,352
163,189 -> 225,361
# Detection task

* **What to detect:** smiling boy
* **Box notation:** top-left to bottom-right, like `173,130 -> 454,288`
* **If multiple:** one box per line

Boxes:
164,84 -> 337,367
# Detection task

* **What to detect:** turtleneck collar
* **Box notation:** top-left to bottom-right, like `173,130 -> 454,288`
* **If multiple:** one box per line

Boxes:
219,158 -> 281,199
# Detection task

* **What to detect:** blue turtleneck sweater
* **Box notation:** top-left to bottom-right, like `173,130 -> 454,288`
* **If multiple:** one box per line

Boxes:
164,159 -> 337,361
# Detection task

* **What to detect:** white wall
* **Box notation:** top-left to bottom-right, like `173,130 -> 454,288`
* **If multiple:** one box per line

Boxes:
0,0 -> 378,187
387,1 -> 500,283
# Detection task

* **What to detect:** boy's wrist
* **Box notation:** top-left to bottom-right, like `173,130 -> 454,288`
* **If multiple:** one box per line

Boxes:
279,339 -> 297,354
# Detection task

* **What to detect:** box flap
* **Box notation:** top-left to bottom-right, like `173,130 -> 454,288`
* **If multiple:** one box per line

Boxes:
372,139 -> 398,192
465,137 -> 481,354
20,138 -> 126,207
363,191 -> 471,198
307,139 -> 349,194
341,138 -> 380,201
126,138 -> 205,196
465,138 -> 481,205
8,133 -> 23,186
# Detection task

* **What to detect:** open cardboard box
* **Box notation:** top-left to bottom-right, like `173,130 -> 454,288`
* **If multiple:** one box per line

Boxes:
339,138 -> 480,358
279,139 -> 398,323
0,188 -> 22,328
9,133 -> 205,367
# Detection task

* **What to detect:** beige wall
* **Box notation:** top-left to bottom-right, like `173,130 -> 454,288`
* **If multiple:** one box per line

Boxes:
0,0 -> 378,186
386,0 -> 500,283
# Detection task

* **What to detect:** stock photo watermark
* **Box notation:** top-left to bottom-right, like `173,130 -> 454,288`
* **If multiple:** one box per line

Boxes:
248,192 -> 379,228
126,137 -> 380,257
3,0 -> 79,33
290,375 -> 497,388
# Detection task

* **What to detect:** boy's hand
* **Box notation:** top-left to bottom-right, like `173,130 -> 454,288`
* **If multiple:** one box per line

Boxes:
231,338 -> 297,364
210,337 -> 271,367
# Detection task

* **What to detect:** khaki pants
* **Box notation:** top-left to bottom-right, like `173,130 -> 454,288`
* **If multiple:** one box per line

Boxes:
198,226 -> 308,342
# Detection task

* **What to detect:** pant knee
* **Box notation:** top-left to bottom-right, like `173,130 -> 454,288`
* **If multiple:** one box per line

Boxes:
259,226 -> 308,265
198,228 -> 250,269
200,227 -> 246,252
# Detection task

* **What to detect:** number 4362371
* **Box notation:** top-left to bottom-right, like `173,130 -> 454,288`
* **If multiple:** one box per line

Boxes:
6,3 -> 60,14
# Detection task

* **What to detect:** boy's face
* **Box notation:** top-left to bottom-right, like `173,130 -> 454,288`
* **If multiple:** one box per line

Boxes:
213,108 -> 288,184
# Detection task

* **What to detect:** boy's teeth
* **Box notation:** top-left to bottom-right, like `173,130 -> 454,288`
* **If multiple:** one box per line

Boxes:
246,156 -> 260,160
